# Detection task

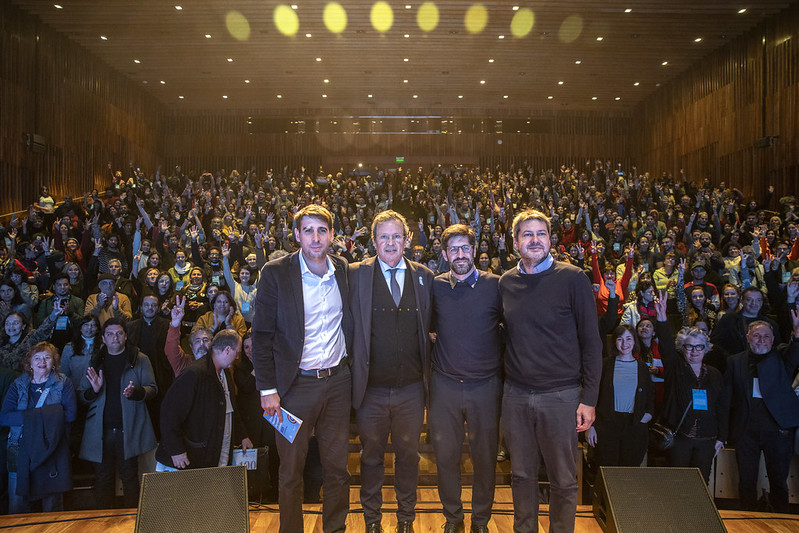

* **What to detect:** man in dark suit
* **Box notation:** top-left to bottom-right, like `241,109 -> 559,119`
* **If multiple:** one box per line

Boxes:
252,205 -> 354,533
719,313 -> 799,513
349,210 -> 434,533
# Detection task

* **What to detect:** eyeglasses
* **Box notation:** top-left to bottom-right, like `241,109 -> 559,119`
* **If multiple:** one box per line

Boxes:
683,344 -> 706,352
447,245 -> 473,255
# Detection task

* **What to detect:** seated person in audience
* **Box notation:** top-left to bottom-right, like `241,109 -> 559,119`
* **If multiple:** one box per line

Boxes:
0,309 -> 61,372
84,274 -> 133,326
34,274 -> 85,350
0,281 -> 32,325
193,290 -> 247,338
165,295 -> 213,376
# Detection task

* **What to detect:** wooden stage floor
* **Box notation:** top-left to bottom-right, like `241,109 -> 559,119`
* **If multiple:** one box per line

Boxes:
0,487 -> 797,532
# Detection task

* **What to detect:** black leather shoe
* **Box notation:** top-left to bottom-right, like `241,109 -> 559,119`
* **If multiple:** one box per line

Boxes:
470,524 -> 489,533
366,523 -> 383,533
443,521 -> 465,533
396,520 -> 414,533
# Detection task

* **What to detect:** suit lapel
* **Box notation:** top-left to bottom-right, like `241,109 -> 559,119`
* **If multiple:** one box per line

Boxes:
359,257 -> 376,344
289,252 -> 305,339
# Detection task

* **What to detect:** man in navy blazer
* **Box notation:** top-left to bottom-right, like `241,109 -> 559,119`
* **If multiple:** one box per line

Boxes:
349,210 -> 433,533
719,311 -> 799,513
252,205 -> 354,533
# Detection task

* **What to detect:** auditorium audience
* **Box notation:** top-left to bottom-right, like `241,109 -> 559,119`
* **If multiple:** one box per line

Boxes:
0,160 -> 797,515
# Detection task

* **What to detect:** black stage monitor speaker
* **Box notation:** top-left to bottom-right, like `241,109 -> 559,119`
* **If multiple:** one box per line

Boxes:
135,465 -> 249,533
593,466 -> 726,533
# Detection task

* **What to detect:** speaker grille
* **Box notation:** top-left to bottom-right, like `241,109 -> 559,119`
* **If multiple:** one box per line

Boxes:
598,467 -> 726,533
136,466 -> 249,533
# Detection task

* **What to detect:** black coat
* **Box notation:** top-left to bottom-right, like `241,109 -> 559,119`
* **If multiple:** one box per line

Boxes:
155,356 -> 248,469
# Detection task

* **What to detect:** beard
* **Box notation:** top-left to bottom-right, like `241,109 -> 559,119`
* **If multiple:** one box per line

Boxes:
451,257 -> 474,276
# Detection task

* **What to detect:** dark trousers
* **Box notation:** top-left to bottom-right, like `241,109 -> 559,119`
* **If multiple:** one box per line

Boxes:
735,428 -> 794,513
429,372 -> 501,526
356,381 -> 424,525
276,366 -> 351,533
594,411 -> 648,468
502,383 -> 580,533
94,427 -> 139,509
667,435 -> 716,484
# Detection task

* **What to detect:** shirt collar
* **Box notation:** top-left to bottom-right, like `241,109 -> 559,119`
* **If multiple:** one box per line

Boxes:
519,254 -> 554,275
298,251 -> 335,281
377,257 -> 406,274
449,268 -> 478,289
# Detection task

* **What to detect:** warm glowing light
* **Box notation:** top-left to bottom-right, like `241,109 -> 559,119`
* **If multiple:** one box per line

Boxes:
694,37 -> 702,42
512,6 -> 519,11
591,96 -> 597,100
160,80 -> 166,85
465,4 -> 488,34
403,79 -> 408,83
179,95 -> 184,99
403,58 -> 409,62
458,95 -> 463,99
498,35 -> 504,39
324,79 -> 329,83
368,94 -> 373,98
633,82 -> 640,86
480,80 -> 486,84
417,2 -> 439,32
488,58 -> 494,63
625,8 -> 632,13
413,95 -> 418,98
175,5 -> 182,10
223,95 -> 228,99
245,80 -> 250,84
316,57 -> 322,62
205,34 -> 212,39
54,4 -> 62,8
306,33 -> 312,38
738,8 -> 747,14
503,95 -> 508,99
134,59 -> 141,64
615,97 -> 621,100
510,8 -> 534,38
662,61 -> 668,65
404,34 -> 410,38
227,58 -> 234,62
371,2 -> 394,33
324,3 -> 347,34
322,94 -> 327,98
275,5 -> 300,36
558,81 -> 564,85
558,15 -> 583,43
277,95 -> 282,98
575,60 -> 581,64
596,36 -> 603,41
547,96 -> 553,99
100,35 -> 108,40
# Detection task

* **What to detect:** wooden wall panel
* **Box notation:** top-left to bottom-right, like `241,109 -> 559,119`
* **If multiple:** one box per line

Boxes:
634,3 -> 799,199
0,2 -> 164,217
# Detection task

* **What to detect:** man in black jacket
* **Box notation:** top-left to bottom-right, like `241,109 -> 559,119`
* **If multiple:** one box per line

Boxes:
719,314 -> 799,513
155,329 -> 252,470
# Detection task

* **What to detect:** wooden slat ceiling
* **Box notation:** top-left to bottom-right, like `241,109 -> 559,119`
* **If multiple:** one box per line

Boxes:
10,1 -> 799,113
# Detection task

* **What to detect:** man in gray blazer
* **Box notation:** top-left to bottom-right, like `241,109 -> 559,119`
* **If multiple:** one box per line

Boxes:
252,205 -> 354,533
349,210 -> 434,533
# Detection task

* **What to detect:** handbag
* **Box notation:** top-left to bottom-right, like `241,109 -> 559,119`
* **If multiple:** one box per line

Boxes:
649,400 -> 692,453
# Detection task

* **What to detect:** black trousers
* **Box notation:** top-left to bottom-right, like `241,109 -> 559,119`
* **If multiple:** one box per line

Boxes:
94,427 -> 139,509
276,367 -> 351,533
429,372 -> 501,526
594,411 -> 648,468
356,381 -> 424,525
735,428 -> 794,513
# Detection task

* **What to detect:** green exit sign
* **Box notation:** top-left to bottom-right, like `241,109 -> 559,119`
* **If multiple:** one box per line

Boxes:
396,157 -> 405,163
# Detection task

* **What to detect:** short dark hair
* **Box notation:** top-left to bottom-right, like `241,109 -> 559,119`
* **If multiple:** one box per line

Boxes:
294,205 -> 333,230
609,324 -> 640,357
441,224 -> 476,250
212,329 -> 242,354
102,316 -> 128,335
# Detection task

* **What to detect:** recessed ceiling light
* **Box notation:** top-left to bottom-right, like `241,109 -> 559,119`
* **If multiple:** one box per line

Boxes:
656,83 -> 662,87
404,34 -> 410,38
738,8 -> 747,14
406,4 -> 411,9
244,79 -> 250,83
498,35 -> 505,39
54,4 -> 62,9
488,59 -> 494,63
547,96 -> 553,100
175,6 -> 182,11
403,79 -> 409,83
591,96 -> 598,100
596,36 -> 603,41
480,80 -> 486,84
368,94 -> 373,98
134,59 -> 141,64
662,61 -> 668,65
458,95 -> 463,99
503,95 -> 508,99
615,97 -> 621,100
160,80 -> 166,85
316,57 -> 322,62
634,82 -> 640,86
404,58 -> 409,62
142,80 -> 148,84
413,95 -> 418,98
277,95 -> 282,98
227,58 -> 233,62
575,60 -> 582,64
625,8 -> 632,13
100,35 -> 108,41
179,95 -> 184,99
222,95 -> 228,99
291,5 -> 298,9
306,33 -> 312,38
324,79 -> 329,83
205,34 -> 212,39
513,6 -> 520,11
558,81 -> 564,85
695,37 -> 703,42
322,94 -> 327,98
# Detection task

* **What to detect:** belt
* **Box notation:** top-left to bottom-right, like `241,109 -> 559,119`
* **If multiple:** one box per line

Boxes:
298,359 -> 346,379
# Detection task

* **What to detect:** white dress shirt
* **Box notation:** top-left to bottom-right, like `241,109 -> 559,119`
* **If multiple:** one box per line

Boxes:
377,257 -> 407,298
